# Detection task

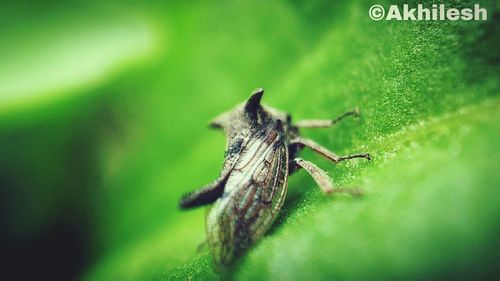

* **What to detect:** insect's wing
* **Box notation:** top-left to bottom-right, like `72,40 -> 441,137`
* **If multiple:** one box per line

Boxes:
206,122 -> 289,265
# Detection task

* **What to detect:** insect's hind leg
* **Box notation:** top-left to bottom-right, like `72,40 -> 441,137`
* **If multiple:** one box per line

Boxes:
290,158 -> 361,196
294,108 -> 359,128
179,172 -> 230,209
290,137 -> 371,163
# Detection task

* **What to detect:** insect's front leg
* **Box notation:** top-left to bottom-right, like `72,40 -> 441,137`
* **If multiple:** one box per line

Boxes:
289,137 -> 371,163
290,158 -> 362,196
294,108 -> 359,128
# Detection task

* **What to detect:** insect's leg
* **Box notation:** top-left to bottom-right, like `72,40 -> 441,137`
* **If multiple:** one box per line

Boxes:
290,137 -> 371,163
291,158 -> 361,196
294,108 -> 359,128
179,172 -> 230,209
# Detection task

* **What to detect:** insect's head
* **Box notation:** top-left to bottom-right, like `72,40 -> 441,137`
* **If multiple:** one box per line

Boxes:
209,88 -> 291,138
209,88 -> 264,128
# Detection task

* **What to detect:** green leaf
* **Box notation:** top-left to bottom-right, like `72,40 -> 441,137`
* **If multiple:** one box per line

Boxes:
0,5 -> 160,118
3,1 -> 496,280
80,0 -> 499,280
0,3 -> 161,249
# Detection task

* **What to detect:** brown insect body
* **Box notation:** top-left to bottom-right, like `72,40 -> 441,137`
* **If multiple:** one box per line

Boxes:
180,88 -> 370,266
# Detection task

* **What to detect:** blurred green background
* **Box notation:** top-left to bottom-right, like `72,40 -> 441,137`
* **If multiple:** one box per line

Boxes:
0,0 -> 499,280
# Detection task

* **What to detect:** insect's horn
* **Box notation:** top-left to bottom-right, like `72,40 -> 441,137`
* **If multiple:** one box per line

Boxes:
245,88 -> 264,112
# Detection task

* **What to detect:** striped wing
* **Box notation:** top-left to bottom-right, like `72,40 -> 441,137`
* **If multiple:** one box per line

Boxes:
206,122 -> 289,265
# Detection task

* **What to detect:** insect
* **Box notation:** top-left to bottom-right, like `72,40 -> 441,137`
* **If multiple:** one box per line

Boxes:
179,88 -> 371,266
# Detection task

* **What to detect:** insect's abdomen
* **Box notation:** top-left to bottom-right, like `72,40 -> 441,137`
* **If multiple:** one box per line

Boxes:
206,124 -> 288,265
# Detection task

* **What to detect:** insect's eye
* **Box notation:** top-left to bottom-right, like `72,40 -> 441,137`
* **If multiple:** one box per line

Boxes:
286,114 -> 292,123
